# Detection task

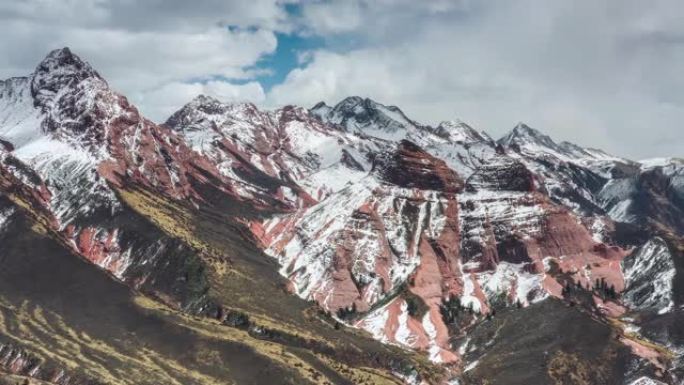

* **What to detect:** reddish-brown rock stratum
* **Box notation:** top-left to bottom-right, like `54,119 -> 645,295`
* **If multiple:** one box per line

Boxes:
373,139 -> 464,193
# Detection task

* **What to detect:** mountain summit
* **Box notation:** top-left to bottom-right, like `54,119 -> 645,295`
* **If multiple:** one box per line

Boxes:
498,122 -> 562,151
312,96 -> 425,140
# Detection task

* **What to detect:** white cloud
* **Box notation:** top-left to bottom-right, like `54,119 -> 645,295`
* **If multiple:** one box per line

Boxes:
0,0 -> 284,121
0,0 -> 682,158
300,1 -> 363,34
267,0 -> 684,159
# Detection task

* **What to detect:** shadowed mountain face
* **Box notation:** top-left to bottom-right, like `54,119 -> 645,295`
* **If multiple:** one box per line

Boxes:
1,48 -> 683,385
0,197 -> 316,385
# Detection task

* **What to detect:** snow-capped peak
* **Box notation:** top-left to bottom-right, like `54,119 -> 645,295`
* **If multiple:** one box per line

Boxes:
310,101 -> 332,120
498,122 -> 561,151
333,95 -> 367,112
313,96 -> 423,141
498,122 -> 628,168
1,47 -> 114,155
188,94 -> 222,107
36,47 -> 98,74
31,47 -> 104,109
165,95 -> 264,133
639,157 -> 684,169
433,120 -> 489,144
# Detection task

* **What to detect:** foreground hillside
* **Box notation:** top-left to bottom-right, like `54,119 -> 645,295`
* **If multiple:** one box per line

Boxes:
0,48 -> 682,385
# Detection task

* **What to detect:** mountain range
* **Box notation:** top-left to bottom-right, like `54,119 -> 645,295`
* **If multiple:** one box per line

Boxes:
0,48 -> 683,385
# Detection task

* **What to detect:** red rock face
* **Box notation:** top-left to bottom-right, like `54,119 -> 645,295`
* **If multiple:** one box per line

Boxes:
465,159 -> 535,192
372,140 -> 464,193
259,142 -> 472,363
100,105 -> 227,201
67,225 -> 131,278
252,124 -> 644,367
415,198 -> 463,299
527,204 -> 627,295
460,187 -> 628,299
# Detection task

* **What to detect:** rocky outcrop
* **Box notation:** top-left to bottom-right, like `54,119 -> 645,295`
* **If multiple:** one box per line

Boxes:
0,342 -> 98,385
372,140 -> 464,193
465,159 -> 534,192
622,238 -> 675,313
599,166 -> 684,234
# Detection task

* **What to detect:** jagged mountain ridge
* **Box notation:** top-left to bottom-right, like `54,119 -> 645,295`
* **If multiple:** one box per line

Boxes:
1,48 -> 683,385
0,48 -> 443,385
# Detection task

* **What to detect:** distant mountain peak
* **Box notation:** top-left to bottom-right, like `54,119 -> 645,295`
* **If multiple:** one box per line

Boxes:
434,120 -> 487,143
498,123 -> 626,169
440,118 -> 468,126
505,122 -> 558,145
312,96 -> 423,141
336,95 -> 366,106
189,94 -> 222,106
183,94 -> 260,111
311,101 -> 330,110
510,122 -> 545,137
310,101 -> 332,120
165,95 -> 263,131
329,96 -> 394,115
328,96 -> 383,118
498,122 -> 561,152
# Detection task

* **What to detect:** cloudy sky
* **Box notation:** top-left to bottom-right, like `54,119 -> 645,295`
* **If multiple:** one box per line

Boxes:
0,0 -> 682,159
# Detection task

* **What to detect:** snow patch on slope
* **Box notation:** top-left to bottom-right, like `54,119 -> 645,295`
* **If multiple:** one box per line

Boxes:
0,206 -> 14,232
622,238 -> 675,314
478,262 -> 547,306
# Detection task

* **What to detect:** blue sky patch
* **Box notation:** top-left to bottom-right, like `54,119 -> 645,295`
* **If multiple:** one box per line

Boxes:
254,32 -> 324,91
